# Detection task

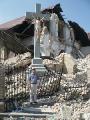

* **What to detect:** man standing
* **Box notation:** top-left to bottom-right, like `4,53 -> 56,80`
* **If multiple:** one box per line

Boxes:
28,67 -> 39,104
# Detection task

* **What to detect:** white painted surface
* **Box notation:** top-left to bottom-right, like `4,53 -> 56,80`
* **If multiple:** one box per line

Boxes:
63,24 -> 74,54
50,13 -> 62,57
40,26 -> 51,56
50,13 -> 59,37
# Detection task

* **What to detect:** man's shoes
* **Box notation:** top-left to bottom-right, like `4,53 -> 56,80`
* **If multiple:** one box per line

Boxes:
30,102 -> 37,105
30,102 -> 34,105
34,102 -> 38,104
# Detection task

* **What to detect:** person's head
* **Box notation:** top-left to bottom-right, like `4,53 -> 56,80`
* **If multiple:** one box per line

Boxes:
31,67 -> 36,74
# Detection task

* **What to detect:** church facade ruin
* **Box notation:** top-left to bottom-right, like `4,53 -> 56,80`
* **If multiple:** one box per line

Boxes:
0,3 -> 90,118
0,3 -> 89,62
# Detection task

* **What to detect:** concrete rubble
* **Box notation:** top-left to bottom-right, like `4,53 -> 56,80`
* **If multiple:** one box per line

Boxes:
63,53 -> 76,74
0,3 -> 90,120
4,52 -> 31,68
37,53 -> 90,119
43,54 -> 64,72
2,50 -> 90,120
38,53 -> 90,120
47,54 -> 90,120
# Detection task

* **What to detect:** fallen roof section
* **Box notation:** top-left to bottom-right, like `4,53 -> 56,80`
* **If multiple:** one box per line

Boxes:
0,16 -> 26,30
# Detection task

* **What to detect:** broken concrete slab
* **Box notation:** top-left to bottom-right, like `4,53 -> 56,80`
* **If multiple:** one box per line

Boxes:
4,52 -> 31,67
43,54 -> 64,72
63,53 -> 76,74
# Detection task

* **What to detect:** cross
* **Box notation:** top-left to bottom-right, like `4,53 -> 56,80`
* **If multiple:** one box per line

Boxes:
26,4 -> 50,72
26,3 -> 50,21
26,4 -> 50,58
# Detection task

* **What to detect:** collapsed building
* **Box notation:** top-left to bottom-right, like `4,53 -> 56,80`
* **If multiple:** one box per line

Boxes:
0,3 -> 90,62
0,3 -> 90,120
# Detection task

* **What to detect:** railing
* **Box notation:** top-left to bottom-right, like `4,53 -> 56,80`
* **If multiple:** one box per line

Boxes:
4,65 -> 62,112
4,66 -> 27,112
3,60 -> 89,112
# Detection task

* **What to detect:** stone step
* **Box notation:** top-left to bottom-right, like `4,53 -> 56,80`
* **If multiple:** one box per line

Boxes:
22,106 -> 54,114
22,101 -> 55,114
0,112 -> 49,118
22,101 -> 55,108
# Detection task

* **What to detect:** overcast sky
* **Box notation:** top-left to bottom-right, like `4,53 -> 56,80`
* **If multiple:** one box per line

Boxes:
0,0 -> 90,32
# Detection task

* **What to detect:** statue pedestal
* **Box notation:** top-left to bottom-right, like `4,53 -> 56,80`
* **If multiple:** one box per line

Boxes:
31,58 -> 47,73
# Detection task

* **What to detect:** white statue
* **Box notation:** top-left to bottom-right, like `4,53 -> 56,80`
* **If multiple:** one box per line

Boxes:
40,26 -> 51,56
34,19 -> 41,41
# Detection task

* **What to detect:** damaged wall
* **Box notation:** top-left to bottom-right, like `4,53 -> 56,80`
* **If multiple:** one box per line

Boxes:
0,3 -> 90,61
68,21 -> 90,47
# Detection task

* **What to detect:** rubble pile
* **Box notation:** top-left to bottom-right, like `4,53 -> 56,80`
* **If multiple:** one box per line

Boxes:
48,54 -> 90,120
61,71 -> 87,86
49,99 -> 90,120
76,54 -> 90,70
61,54 -> 90,86
3,51 -> 90,119
63,53 -> 76,74
30,53 -> 90,120
0,3 -> 90,119
4,52 -> 31,68
43,54 -> 64,72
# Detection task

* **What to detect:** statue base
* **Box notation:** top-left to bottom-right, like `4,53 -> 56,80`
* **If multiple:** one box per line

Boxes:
31,58 -> 47,73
